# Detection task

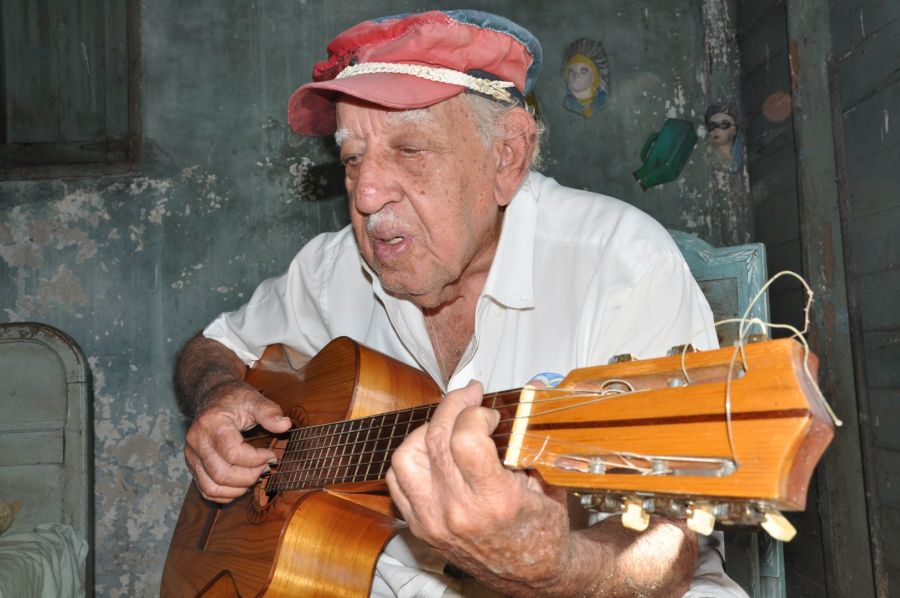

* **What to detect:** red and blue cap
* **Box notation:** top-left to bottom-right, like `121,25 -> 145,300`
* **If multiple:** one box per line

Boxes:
288,10 -> 542,136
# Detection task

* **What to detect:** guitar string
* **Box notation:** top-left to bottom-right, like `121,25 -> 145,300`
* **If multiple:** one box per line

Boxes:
266,389 -> 606,490
266,386 -> 717,490
267,432 -> 710,489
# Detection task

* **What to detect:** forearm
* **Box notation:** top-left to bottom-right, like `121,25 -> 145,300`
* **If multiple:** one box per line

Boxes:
173,332 -> 248,417
477,516 -> 698,598
556,516 -> 698,598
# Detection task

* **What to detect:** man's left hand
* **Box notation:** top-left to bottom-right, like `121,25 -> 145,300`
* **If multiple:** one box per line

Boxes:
386,380 -> 574,592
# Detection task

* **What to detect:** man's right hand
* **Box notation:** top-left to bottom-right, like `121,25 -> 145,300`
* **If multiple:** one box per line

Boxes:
183,381 -> 292,503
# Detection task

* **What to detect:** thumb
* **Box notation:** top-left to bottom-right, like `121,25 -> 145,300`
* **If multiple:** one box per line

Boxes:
243,393 -> 292,433
457,379 -> 485,407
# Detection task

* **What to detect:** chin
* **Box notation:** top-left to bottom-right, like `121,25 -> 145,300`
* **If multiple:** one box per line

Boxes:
380,277 -> 446,308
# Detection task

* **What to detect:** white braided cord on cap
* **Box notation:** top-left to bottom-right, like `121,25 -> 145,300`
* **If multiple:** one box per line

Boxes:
335,62 -> 517,103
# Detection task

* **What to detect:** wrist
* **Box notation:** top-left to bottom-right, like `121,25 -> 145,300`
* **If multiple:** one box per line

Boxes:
195,376 -> 249,415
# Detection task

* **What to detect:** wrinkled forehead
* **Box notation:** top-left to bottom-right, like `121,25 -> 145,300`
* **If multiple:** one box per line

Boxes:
333,103 -> 438,146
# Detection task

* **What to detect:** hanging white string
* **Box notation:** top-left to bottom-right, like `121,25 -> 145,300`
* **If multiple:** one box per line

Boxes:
681,270 -> 843,466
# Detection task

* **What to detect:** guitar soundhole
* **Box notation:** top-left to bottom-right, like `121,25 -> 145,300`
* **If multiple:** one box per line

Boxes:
247,433 -> 287,525
248,479 -> 279,524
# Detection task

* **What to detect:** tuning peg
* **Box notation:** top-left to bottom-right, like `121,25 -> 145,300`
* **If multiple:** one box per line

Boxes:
667,344 -> 696,356
686,506 -> 716,536
622,501 -> 650,532
761,511 -> 797,542
608,353 -> 635,364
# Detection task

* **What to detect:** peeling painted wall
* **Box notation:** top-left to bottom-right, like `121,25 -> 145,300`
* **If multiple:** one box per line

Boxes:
830,0 -> 900,593
0,1 -> 747,595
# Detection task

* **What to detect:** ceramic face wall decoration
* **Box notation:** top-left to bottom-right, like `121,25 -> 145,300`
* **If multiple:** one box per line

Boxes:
562,38 -> 610,118
704,102 -> 743,173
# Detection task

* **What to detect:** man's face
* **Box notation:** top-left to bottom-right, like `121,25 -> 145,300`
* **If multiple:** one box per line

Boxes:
335,96 -> 506,308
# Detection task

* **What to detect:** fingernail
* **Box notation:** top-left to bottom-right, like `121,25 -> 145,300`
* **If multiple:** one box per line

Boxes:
262,465 -> 271,474
275,416 -> 286,421
268,458 -> 279,465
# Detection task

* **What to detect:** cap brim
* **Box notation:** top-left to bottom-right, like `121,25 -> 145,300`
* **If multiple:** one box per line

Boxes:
288,73 -> 465,136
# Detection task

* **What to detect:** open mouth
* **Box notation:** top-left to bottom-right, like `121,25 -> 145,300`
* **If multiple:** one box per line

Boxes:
370,231 -> 411,261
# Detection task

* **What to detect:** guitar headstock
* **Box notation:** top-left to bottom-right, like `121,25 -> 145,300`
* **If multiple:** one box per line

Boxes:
501,338 -> 835,541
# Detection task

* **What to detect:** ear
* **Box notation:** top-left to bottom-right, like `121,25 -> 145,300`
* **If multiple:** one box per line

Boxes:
493,108 -> 537,208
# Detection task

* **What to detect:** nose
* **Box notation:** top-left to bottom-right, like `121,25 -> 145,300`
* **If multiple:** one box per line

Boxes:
349,152 -> 400,216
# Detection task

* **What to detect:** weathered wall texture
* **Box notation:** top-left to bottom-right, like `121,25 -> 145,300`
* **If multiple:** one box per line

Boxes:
739,0 -> 900,594
735,3 -> 831,591
0,1 -> 747,594
830,0 -> 900,593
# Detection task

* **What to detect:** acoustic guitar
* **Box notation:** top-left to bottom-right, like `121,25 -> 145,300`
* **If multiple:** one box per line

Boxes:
161,336 -> 835,597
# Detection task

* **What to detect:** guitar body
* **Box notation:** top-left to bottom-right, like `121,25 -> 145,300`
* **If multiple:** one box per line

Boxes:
161,338 -> 442,597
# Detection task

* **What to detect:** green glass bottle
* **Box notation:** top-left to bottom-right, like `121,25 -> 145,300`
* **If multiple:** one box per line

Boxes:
633,118 -> 698,190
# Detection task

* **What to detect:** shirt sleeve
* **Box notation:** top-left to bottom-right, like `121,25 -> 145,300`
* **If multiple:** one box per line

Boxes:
591,250 -> 719,363
202,232 -> 341,365
683,532 -> 750,597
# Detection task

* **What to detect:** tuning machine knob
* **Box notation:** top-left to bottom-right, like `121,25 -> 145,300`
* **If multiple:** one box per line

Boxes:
622,501 -> 650,532
761,510 -> 797,541
686,505 -> 716,536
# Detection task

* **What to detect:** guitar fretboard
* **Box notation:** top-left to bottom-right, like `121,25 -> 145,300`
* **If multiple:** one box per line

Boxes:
268,389 -> 521,492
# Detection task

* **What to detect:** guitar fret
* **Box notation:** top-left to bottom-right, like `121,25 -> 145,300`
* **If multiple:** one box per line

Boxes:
355,417 -> 374,482
318,423 -> 333,485
369,413 -> 389,482
325,423 -> 339,483
273,404 -> 440,492
332,422 -> 350,484
297,427 -> 312,487
320,424 -> 334,486
343,419 -> 362,482
309,424 -> 327,489
361,415 -> 379,482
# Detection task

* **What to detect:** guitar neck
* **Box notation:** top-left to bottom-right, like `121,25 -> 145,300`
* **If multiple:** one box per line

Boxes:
267,389 -> 522,492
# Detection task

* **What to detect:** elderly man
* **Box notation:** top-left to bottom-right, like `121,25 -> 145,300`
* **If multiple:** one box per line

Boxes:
174,10 -> 747,597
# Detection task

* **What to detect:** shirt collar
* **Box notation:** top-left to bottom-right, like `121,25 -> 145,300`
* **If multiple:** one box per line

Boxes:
480,171 -> 538,309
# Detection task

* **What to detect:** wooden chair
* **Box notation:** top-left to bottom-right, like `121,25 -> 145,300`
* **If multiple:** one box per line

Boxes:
670,230 -> 785,598
0,322 -> 94,595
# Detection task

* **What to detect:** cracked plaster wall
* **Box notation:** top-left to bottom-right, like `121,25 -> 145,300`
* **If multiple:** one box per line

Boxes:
0,1 -> 746,595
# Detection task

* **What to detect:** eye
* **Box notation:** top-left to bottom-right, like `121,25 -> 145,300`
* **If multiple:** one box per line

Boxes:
341,153 -> 362,167
398,146 -> 424,158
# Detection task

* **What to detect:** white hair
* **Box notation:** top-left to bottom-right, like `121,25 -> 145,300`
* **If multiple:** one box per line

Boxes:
333,94 -> 544,168
462,94 -> 544,170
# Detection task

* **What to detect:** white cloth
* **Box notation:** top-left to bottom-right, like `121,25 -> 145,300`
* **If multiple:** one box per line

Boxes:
204,172 -> 746,597
0,523 -> 88,598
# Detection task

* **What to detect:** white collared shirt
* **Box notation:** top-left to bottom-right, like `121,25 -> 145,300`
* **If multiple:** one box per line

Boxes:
204,172 -> 747,597
205,172 -> 718,388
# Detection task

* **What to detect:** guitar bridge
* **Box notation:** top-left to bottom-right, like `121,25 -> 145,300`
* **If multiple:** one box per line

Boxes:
556,452 -> 737,477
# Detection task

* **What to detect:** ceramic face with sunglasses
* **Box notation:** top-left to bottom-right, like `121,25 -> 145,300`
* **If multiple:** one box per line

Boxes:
704,102 -> 743,173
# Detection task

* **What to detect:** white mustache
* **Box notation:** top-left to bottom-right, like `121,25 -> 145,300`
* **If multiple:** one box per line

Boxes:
365,211 -> 406,233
